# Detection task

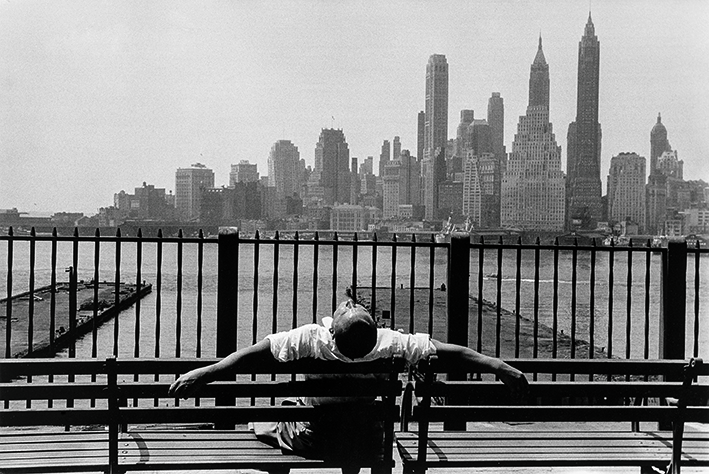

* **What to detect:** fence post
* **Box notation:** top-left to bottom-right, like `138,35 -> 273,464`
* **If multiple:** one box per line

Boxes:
445,232 -> 470,431
216,228 -> 239,430
217,227 -> 239,358
660,241 -> 687,361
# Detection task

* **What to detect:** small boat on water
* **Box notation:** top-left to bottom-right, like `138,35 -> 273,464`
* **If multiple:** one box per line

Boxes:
435,216 -> 474,243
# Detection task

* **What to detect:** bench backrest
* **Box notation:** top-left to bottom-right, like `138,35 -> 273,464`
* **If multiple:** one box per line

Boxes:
407,357 -> 709,474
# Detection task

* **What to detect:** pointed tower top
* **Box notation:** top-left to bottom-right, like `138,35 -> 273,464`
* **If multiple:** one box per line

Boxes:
533,34 -> 547,65
657,112 -> 662,123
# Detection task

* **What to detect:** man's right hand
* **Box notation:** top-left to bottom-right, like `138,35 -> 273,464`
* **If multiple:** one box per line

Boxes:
169,368 -> 207,399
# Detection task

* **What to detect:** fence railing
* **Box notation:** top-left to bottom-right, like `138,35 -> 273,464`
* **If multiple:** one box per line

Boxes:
1,227 -> 706,361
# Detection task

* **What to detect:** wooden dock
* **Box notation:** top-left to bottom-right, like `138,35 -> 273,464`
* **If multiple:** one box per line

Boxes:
0,281 -> 152,358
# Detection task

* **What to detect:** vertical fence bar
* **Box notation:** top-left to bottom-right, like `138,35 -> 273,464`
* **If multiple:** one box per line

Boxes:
133,229 -> 142,407
693,242 -> 700,358
331,233 -> 338,314
445,232 -> 470,431
409,235 -> 416,333
28,228 -> 36,356
196,230 -> 204,357
70,228 -> 79,360
644,240 -> 651,360
661,241 -> 687,361
552,238 -> 559,362
155,230 -> 163,359
92,230 -> 100,358
5,227 -> 13,359
589,239 -> 597,362
252,230 -> 261,347
154,230 -> 163,407
352,232 -> 358,302
533,237 -> 540,364
514,237 -> 522,358
625,243 -> 633,362
390,234 -> 397,328
50,229 -> 57,356
495,237 -> 503,358
476,237 -> 485,354
428,235 -> 434,336
571,239 -> 578,363
312,232 -> 319,324
272,231 -> 280,335
292,232 -> 299,330
607,241 -> 615,362
371,233 -> 377,319
175,229 -> 183,359
113,229 -> 121,357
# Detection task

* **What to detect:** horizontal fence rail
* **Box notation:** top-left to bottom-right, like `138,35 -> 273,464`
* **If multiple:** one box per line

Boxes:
0,227 -> 707,362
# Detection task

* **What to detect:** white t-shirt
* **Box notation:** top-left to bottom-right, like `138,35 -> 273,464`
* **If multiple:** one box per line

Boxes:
266,322 -> 436,365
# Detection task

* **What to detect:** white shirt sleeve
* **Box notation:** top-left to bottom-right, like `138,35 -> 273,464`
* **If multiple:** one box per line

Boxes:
265,324 -> 332,362
372,329 -> 437,364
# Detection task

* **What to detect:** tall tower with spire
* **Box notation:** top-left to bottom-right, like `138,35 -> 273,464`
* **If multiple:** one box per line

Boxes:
650,113 -> 672,175
501,37 -> 565,231
566,12 -> 603,230
529,36 -> 550,108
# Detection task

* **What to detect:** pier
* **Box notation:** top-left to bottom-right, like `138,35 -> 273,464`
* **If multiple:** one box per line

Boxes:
0,280 -> 152,358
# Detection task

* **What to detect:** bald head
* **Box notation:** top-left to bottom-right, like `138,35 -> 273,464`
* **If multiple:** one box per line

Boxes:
331,301 -> 377,359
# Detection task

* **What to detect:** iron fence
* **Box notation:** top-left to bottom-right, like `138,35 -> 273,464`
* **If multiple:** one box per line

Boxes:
1,227 -> 706,361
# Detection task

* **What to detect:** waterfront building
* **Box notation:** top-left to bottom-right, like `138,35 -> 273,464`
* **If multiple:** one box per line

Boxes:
488,93 -> 506,163
393,137 -> 401,164
114,182 -> 176,221
462,155 -> 482,226
315,129 -> 351,206
501,38 -> 565,231
455,110 -> 475,158
175,163 -> 214,222
646,116 -> 679,234
566,13 -> 603,230
330,203 -> 381,232
417,111 -> 425,161
229,160 -> 259,185
201,181 -> 263,225
437,180 -> 464,220
379,140 -> 390,176
360,156 -> 374,176
650,113 -> 672,175
423,54 -> 449,220
607,152 -> 646,233
268,140 -> 302,202
382,150 -> 421,219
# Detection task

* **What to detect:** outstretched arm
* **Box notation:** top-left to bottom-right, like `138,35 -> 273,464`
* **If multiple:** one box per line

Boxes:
168,339 -> 273,399
430,339 -> 529,400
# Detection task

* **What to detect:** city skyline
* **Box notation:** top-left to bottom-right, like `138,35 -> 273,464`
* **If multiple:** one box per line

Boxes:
1,0 -> 708,215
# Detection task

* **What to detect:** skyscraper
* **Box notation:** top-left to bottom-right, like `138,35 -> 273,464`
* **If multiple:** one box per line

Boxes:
650,113 -> 672,175
487,93 -> 505,162
607,152 -> 646,233
566,13 -> 603,229
423,54 -> 449,220
268,140 -> 301,200
417,111 -> 425,161
646,113 -> 674,233
393,136 -> 401,161
379,140 -> 391,176
175,163 -> 215,222
315,129 -> 351,206
501,38 -> 565,231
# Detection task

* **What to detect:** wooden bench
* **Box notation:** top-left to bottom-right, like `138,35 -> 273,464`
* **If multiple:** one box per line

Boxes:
397,358 -> 709,474
1,356 -> 405,473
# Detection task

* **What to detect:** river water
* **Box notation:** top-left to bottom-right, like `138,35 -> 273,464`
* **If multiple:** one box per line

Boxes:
1,239 -> 707,360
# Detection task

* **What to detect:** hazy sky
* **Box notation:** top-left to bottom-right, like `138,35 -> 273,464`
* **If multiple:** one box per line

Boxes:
2,0 -> 708,215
